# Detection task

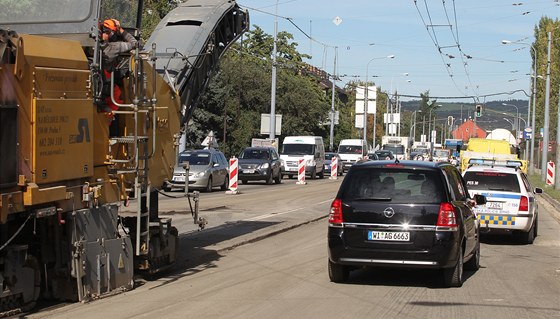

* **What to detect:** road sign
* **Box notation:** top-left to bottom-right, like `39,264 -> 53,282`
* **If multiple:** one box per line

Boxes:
523,127 -> 532,140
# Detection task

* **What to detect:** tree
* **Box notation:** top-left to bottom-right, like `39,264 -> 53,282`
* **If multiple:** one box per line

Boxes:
532,17 -> 560,153
196,26 -> 332,157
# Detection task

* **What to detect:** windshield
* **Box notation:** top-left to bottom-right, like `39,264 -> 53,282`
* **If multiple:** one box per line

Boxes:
338,145 -> 363,154
282,144 -> 315,155
0,0 -> 93,24
433,149 -> 450,157
178,152 -> 210,166
463,171 -> 520,192
341,168 -> 443,204
383,145 -> 404,155
325,153 -> 335,160
0,0 -> 139,33
411,148 -> 429,154
239,149 -> 270,160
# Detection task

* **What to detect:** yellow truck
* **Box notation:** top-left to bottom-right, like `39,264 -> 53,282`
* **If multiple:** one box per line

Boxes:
460,138 -> 527,173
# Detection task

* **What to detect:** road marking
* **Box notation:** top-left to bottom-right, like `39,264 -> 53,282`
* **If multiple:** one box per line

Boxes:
245,199 -> 332,221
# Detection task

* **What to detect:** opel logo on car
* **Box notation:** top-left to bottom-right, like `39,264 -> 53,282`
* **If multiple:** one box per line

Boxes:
383,207 -> 395,218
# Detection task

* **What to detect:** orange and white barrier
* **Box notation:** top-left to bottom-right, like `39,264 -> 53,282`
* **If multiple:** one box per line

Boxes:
330,156 -> 338,180
226,157 -> 239,194
296,158 -> 307,184
546,161 -> 555,185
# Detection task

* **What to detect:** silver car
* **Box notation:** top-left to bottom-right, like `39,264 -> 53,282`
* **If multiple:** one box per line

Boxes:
165,148 -> 229,192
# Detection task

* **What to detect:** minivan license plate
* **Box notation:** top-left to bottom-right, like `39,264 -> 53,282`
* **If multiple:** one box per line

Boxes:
368,231 -> 410,241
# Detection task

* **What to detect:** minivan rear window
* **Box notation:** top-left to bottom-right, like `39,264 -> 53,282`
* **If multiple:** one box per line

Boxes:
341,168 -> 443,204
463,171 -> 520,192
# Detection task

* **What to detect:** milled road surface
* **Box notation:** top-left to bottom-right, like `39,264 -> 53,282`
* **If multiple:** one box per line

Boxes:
31,177 -> 560,318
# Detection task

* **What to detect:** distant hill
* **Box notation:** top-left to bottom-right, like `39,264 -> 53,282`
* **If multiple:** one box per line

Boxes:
400,99 -> 529,132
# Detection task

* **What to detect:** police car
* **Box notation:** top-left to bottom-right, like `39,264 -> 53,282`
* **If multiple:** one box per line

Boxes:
462,159 -> 543,244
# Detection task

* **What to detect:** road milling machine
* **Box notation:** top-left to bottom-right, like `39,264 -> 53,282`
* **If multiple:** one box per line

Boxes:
0,0 -> 248,315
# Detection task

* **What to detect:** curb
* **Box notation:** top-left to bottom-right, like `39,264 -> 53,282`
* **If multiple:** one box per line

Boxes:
539,192 -> 560,224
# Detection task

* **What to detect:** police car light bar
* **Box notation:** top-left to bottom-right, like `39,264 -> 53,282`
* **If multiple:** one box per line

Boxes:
468,158 -> 522,168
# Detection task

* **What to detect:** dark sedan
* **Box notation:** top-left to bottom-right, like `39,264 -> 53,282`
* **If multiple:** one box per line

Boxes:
325,152 -> 344,176
238,147 -> 283,184
328,160 -> 486,287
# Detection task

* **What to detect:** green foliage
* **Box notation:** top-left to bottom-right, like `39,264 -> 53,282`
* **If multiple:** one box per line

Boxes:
140,0 -> 178,41
532,17 -> 560,157
195,26 -> 334,156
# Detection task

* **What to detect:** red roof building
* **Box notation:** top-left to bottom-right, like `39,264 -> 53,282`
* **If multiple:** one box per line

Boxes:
451,119 -> 486,142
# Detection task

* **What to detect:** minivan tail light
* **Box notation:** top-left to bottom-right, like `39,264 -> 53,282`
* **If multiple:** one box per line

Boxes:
519,196 -> 529,211
329,199 -> 344,225
437,202 -> 457,227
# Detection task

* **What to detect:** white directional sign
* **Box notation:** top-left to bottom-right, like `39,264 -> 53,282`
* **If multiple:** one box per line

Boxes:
333,16 -> 343,26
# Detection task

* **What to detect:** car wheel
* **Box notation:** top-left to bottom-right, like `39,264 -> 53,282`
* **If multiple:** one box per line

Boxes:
319,167 -> 324,179
241,179 -> 248,185
221,174 -> 229,191
266,171 -> 273,185
533,215 -> 538,237
443,246 -> 463,287
328,260 -> 349,283
274,171 -> 282,184
519,222 -> 535,244
205,177 -> 213,193
310,169 -> 316,179
464,239 -> 480,271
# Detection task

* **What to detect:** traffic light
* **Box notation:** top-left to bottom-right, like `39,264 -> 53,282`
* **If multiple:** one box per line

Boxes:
475,105 -> 482,117
447,115 -> 453,126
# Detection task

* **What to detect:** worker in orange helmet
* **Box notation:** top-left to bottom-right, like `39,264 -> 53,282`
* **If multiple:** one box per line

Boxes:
99,18 -> 138,114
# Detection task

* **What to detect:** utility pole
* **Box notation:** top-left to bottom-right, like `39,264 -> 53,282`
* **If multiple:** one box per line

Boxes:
329,47 -> 337,152
541,31 -> 551,182
269,1 -> 279,140
556,80 -> 560,189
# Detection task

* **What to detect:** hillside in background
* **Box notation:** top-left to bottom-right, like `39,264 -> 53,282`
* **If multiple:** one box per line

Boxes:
401,99 -> 529,132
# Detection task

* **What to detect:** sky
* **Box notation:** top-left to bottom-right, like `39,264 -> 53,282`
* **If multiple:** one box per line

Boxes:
236,0 -> 560,102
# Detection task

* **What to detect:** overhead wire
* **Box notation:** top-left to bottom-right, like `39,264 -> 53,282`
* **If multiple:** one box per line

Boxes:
414,0 -> 468,97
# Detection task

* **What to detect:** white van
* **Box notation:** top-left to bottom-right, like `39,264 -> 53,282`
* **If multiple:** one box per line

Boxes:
280,136 -> 325,179
337,139 -> 368,172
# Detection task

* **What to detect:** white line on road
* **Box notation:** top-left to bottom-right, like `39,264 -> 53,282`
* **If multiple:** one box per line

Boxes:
244,199 -> 332,221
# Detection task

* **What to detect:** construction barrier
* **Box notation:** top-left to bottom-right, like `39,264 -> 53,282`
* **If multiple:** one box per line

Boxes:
226,157 -> 239,194
546,161 -> 555,186
296,158 -> 307,185
330,156 -> 338,180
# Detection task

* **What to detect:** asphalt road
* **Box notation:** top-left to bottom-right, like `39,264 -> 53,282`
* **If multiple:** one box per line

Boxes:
30,177 -> 560,318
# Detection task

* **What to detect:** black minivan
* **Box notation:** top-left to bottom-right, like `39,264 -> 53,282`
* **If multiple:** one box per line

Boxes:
328,160 -> 486,287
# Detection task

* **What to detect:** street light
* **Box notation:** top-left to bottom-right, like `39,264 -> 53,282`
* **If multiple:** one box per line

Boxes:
409,110 -> 421,142
427,104 -> 441,146
269,0 -> 279,140
364,54 -> 395,147
502,39 -> 537,170
502,103 -> 519,132
503,117 -> 515,130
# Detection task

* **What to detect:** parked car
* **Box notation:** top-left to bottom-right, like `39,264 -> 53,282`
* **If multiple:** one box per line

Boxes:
374,150 -> 395,160
328,160 -> 486,287
238,147 -> 283,184
324,152 -> 344,176
165,148 -> 229,192
462,159 -> 542,244
367,152 -> 379,161
433,149 -> 451,162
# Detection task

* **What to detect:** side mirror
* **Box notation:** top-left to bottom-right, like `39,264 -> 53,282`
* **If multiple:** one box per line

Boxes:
474,194 -> 487,206
534,187 -> 543,194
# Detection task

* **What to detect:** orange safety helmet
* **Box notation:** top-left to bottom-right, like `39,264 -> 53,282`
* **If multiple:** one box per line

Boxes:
102,19 -> 119,32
